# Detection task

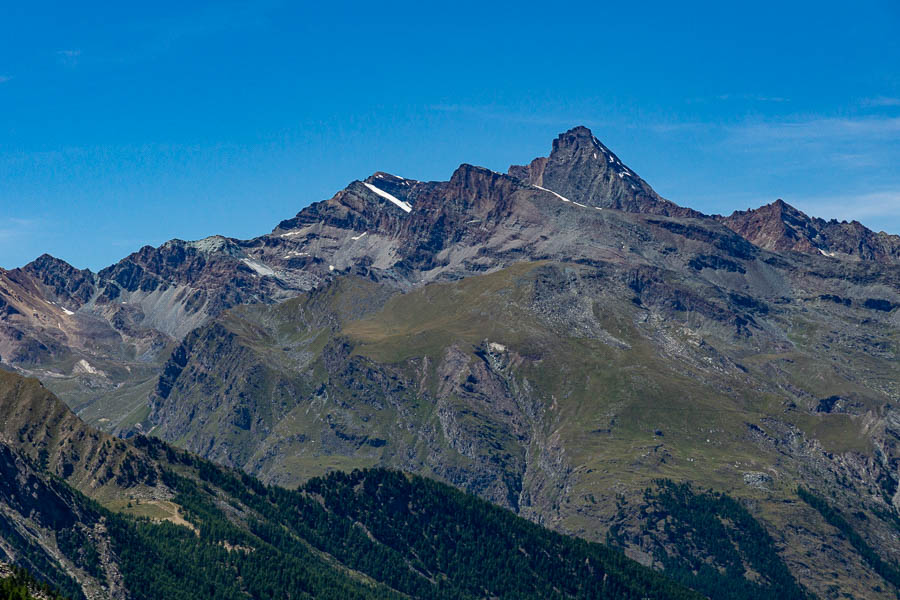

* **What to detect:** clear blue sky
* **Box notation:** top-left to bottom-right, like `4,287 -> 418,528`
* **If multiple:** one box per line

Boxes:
1,0 -> 898,270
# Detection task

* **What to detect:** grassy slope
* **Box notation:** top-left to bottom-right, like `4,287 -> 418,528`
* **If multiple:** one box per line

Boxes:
337,260 -> 898,597
142,259 -> 899,598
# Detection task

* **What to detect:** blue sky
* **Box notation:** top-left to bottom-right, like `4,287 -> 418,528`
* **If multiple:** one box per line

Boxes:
1,0 -> 898,270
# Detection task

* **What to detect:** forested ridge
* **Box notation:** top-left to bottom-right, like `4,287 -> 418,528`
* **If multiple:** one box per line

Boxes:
2,430 -> 704,600
109,451 -> 704,600
609,480 -> 812,600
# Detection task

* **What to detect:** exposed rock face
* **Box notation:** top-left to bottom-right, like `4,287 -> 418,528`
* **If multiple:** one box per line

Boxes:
141,250 -> 900,597
0,232 -> 324,430
20,254 -> 96,309
718,198 -> 900,262
509,126 -> 702,217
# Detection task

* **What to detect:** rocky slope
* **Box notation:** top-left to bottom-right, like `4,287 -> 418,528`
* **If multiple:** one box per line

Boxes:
3,126 -> 900,598
717,198 -> 900,262
509,125 -> 702,217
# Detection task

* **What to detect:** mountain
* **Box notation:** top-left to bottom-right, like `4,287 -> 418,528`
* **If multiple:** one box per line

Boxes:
508,125 -> 702,217
717,198 -> 900,262
0,369 -> 705,600
0,233 -> 323,433
3,126 -> 900,598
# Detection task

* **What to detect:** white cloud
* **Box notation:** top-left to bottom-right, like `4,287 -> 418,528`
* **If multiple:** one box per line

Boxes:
729,116 -> 900,144
715,114 -> 900,176
55,49 -> 82,67
862,96 -> 900,108
0,218 -> 37,243
715,93 -> 790,103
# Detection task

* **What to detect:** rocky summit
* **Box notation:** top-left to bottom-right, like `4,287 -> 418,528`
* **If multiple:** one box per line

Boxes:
2,126 -> 900,599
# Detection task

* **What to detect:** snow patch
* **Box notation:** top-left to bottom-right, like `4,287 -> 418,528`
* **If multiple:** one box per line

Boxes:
73,359 -> 101,376
351,232 -> 368,241
329,265 -> 335,272
533,185 -> 571,203
279,230 -> 303,238
488,342 -> 506,353
241,259 -> 275,277
61,307 -> 74,315
363,182 -> 412,213
573,202 -> 588,208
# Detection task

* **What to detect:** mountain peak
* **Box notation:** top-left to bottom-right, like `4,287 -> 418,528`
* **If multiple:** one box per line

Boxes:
741,199 -> 811,225
23,253 -> 84,276
553,124 -> 599,146
449,163 -> 508,183
162,235 -> 243,256
717,200 -> 819,254
508,126 -> 701,218
717,199 -> 900,261
443,163 -> 520,213
550,125 -> 606,155
365,171 -> 415,186
762,198 -> 803,216
16,254 -> 96,310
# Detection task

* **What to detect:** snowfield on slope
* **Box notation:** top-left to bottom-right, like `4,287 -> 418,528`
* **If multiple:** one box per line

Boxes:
363,182 -> 412,213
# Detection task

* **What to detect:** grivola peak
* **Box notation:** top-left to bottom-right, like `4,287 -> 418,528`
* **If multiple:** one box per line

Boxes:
509,125 -> 702,217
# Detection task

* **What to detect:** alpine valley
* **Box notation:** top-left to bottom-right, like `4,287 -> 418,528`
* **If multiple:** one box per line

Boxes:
2,126 -> 899,599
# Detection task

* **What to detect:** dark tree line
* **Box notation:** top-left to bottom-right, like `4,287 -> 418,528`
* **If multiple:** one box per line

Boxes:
609,479 -> 812,600
0,564 -> 70,600
101,457 -> 703,600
